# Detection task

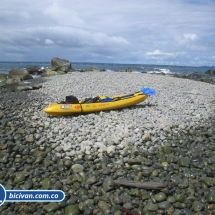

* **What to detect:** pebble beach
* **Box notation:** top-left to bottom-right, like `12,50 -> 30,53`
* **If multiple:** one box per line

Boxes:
0,71 -> 215,215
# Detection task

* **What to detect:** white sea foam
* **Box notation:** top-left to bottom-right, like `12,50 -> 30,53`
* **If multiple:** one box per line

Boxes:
147,68 -> 172,74
158,68 -> 171,73
23,81 -> 31,84
132,71 -> 141,73
106,69 -> 114,72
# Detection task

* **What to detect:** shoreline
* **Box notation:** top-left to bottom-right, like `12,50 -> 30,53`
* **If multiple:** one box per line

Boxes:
0,72 -> 215,214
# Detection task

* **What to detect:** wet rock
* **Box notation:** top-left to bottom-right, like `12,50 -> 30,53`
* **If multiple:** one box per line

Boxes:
154,192 -> 167,202
42,178 -> 52,189
102,176 -> 115,192
8,68 -> 33,80
162,146 -> 172,154
206,190 -> 215,203
14,173 -> 26,183
20,179 -> 33,190
44,202 -> 60,212
192,200 -> 205,212
158,201 -> 171,209
65,204 -> 81,215
177,157 -> 190,167
147,203 -> 158,211
175,193 -> 186,203
98,201 -> 110,211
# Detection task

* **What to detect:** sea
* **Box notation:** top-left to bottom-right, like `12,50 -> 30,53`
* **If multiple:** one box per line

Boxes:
0,61 -> 214,75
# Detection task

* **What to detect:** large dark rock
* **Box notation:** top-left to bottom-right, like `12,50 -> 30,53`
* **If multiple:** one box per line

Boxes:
28,66 -> 44,75
51,57 -> 73,73
8,68 -> 33,80
205,69 -> 215,76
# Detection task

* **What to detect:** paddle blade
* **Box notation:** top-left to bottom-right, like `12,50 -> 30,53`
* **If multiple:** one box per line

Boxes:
141,88 -> 156,96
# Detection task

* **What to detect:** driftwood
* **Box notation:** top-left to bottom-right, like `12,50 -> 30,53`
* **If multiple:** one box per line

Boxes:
121,207 -> 140,215
114,180 -> 166,190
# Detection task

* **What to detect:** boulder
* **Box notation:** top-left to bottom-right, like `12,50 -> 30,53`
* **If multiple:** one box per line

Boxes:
42,68 -> 56,76
84,67 -> 93,72
205,69 -> 215,76
6,78 -> 24,85
93,66 -> 100,72
5,84 -> 30,92
0,73 -> 7,86
122,68 -> 132,72
8,68 -> 33,80
51,57 -> 72,73
28,66 -> 43,75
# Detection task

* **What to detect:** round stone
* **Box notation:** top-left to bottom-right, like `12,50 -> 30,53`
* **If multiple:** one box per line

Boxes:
175,193 -> 186,203
102,176 -> 114,192
154,192 -> 167,202
192,200 -> 205,212
71,164 -> 84,173
14,173 -> 26,183
42,178 -> 52,189
44,202 -> 60,213
206,190 -> 215,203
98,201 -> 110,211
177,157 -> 190,167
158,201 -> 171,209
65,204 -> 81,215
162,146 -> 172,154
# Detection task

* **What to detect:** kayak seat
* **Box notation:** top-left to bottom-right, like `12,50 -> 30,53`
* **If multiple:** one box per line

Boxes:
58,95 -> 79,104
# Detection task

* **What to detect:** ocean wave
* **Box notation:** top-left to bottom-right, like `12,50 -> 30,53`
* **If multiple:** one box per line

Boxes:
158,68 -> 171,73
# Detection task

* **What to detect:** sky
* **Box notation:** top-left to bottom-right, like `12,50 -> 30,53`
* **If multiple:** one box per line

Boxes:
0,0 -> 215,66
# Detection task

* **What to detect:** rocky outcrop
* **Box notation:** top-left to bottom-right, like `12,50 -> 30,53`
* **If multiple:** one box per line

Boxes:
205,69 -> 215,76
28,66 -> 44,75
6,78 -> 24,85
122,68 -> 132,72
93,66 -> 100,72
4,77 -> 42,92
51,57 -> 73,73
42,68 -> 67,76
0,73 -> 7,86
166,72 -> 215,84
8,68 -> 33,80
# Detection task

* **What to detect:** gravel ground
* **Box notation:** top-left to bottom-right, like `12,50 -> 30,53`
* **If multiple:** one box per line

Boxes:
0,72 -> 215,215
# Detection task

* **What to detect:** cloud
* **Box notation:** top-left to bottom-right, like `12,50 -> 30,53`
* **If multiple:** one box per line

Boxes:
145,50 -> 185,57
45,39 -> 54,45
19,11 -> 30,19
0,0 -> 215,65
183,34 -> 198,41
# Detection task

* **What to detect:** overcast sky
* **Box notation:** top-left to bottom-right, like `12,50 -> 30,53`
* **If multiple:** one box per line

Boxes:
0,0 -> 215,66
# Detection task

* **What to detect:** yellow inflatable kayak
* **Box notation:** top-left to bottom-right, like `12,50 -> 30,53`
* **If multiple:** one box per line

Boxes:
44,88 -> 156,116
